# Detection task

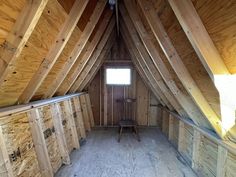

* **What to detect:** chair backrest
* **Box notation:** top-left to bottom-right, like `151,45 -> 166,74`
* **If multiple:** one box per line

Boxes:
116,98 -> 136,121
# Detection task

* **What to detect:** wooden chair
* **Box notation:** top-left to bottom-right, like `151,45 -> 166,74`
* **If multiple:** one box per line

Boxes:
117,98 -> 140,142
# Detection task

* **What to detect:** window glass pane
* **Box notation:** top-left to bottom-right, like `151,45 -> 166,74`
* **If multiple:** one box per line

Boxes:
106,68 -> 131,85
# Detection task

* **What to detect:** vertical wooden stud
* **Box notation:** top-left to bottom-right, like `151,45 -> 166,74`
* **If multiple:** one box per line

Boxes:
63,100 -> 80,149
178,120 -> 185,152
85,94 -> 95,127
50,103 -> 70,165
73,97 -> 86,138
27,109 -> 53,177
216,145 -> 228,177
192,129 -> 201,171
0,126 -> 14,177
80,95 -> 91,131
168,114 -> 174,141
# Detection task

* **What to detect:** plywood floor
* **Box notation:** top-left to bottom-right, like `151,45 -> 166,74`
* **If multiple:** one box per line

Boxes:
55,128 -> 197,177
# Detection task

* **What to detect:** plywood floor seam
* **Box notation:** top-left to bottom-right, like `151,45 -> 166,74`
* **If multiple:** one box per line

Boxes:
55,128 -> 197,177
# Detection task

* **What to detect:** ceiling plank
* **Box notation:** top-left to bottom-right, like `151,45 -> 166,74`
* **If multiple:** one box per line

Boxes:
42,0 -> 107,99
122,1 -> 211,127
137,0 -> 223,138
58,15 -> 115,95
18,0 -> 89,104
168,0 -> 230,80
69,31 -> 116,93
0,0 -> 48,85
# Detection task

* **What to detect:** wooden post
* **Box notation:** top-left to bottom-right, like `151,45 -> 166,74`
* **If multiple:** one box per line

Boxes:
0,127 -> 14,177
85,94 -> 95,127
63,100 -> 80,149
73,97 -> 86,138
50,103 -> 70,165
178,120 -> 185,152
27,109 -> 53,177
168,114 -> 174,141
216,145 -> 228,177
192,129 -> 201,171
80,95 -> 91,131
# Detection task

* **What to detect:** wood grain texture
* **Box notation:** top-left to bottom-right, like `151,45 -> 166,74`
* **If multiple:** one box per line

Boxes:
192,0 -> 236,74
0,113 -> 41,177
0,0 -> 67,107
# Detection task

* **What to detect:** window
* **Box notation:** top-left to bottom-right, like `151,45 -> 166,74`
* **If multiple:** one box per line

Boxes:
106,68 -> 131,85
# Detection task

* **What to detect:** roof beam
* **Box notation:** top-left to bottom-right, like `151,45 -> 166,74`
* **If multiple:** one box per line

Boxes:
122,1 -> 211,127
121,30 -> 165,106
168,0 -> 230,80
42,0 -> 107,99
120,22 -> 172,110
69,31 -> 116,93
119,10 -> 184,114
137,0 -> 223,138
58,15 -> 115,95
0,0 -> 48,85
18,0 -> 89,103
77,50 -> 109,91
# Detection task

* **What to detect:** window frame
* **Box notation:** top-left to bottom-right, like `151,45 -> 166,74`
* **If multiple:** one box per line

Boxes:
105,66 -> 132,86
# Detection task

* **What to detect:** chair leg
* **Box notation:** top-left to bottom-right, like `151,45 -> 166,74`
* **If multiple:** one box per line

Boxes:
118,126 -> 123,142
134,126 -> 140,142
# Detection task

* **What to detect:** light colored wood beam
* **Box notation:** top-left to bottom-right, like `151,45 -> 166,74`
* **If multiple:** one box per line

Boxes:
27,108 -> 53,177
121,28 -> 164,105
121,29 -> 165,106
0,127 -> 14,177
42,0 -> 107,99
50,103 -> 70,165
85,94 -> 95,127
120,11 -> 176,111
137,0 -> 223,138
216,145 -> 228,177
168,0 -> 229,79
79,95 -> 91,131
123,1 -> 211,127
59,15 -> 115,94
191,129 -> 201,171
63,100 -> 80,149
72,96 -> 86,138
77,44 -> 112,91
18,0 -> 89,104
70,31 -> 116,93
0,0 -> 48,86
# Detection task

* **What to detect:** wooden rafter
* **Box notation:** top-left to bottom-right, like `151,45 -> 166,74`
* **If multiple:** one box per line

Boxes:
121,32 -> 164,106
77,44 -> 112,91
120,4 -> 187,116
122,1 -> 211,127
0,0 -> 48,85
137,0 -> 223,138
42,0 -> 107,99
58,15 -> 115,95
18,0 -> 89,104
120,25 -> 172,109
69,31 -> 116,93
168,0 -> 230,80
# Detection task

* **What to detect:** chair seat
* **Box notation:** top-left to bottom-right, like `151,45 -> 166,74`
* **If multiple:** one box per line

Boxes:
119,119 -> 137,127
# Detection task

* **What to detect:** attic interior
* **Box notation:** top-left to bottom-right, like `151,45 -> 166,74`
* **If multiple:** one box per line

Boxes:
0,0 -> 236,176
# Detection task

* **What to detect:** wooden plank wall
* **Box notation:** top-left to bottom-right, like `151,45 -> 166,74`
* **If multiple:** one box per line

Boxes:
0,93 -> 93,177
160,108 -> 236,177
87,40 -> 162,127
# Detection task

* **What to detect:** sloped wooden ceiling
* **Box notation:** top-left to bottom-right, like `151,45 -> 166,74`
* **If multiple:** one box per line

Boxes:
0,0 -> 236,142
